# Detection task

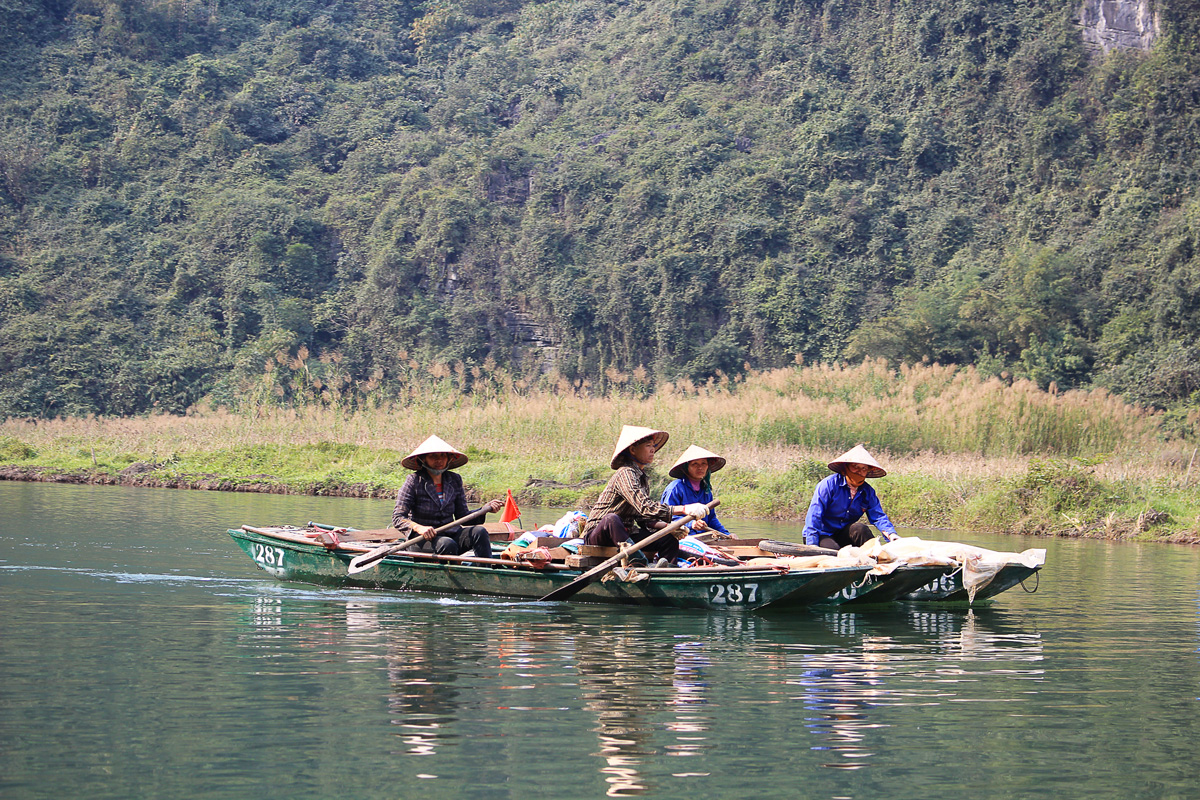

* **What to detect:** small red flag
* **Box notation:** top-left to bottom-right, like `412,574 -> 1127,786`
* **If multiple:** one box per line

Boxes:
500,489 -> 521,524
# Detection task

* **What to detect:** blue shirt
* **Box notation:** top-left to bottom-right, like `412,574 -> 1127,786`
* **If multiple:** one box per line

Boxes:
660,479 -> 730,534
802,473 -> 896,545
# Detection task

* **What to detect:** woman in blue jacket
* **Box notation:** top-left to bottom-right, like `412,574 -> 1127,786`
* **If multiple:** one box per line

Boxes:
661,445 -> 733,537
802,445 -> 898,549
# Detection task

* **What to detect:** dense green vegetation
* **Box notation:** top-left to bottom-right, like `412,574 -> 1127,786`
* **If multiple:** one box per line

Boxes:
2,0 -> 1199,430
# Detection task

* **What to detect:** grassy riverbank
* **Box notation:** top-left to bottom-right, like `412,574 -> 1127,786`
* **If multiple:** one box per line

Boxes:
2,362 -> 1197,542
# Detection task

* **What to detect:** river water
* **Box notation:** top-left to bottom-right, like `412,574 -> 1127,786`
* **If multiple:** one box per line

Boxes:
2,481 -> 1198,799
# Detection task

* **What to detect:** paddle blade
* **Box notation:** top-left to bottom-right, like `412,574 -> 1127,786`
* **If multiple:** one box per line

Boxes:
347,549 -> 389,575
346,535 -> 424,575
539,581 -> 584,603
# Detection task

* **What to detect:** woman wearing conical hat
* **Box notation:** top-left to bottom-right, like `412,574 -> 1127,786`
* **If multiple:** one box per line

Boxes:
391,435 -> 505,559
801,445 -> 899,550
660,445 -> 733,538
581,426 -> 712,566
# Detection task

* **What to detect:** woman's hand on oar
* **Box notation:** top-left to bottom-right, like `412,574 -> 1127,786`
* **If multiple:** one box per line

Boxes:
347,506 -> 491,575
409,522 -> 438,540
538,500 -> 719,602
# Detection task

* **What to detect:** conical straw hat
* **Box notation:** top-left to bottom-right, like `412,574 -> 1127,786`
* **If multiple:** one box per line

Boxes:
609,425 -> 670,470
828,445 -> 886,478
401,435 -> 469,471
668,445 -> 727,480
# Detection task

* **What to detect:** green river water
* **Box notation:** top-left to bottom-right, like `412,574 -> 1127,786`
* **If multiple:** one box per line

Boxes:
2,481 -> 1198,799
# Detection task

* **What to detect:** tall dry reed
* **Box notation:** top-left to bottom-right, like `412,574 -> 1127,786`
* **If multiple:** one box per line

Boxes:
1,361 -> 1170,481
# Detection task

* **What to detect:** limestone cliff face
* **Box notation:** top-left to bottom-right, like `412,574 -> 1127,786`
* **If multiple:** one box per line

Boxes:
1079,0 -> 1160,53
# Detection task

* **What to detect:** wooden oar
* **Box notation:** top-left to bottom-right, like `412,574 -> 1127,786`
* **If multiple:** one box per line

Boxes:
538,500 -> 719,602
347,507 -> 489,575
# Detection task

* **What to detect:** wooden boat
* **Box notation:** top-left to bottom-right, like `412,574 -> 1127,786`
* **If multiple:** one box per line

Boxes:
228,524 -> 871,611
695,534 -> 1043,607
685,536 -> 958,607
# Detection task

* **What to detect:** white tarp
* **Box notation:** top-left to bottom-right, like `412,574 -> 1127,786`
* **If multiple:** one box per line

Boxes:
730,536 -> 1045,603
861,537 -> 1046,602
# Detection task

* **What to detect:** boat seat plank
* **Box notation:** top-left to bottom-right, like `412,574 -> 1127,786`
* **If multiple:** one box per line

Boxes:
308,527 -> 401,542
577,545 -> 620,557
720,546 -> 773,558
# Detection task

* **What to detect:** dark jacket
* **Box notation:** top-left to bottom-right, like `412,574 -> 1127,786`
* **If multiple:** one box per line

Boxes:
392,470 -> 472,534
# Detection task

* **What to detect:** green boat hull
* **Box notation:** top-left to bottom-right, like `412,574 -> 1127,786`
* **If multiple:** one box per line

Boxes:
900,563 -> 1041,603
229,527 -> 870,611
813,564 -> 957,607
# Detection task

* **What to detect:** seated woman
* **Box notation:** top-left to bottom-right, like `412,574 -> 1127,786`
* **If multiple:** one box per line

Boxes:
802,445 -> 899,550
661,445 -> 734,538
581,425 -> 710,567
391,435 -> 503,559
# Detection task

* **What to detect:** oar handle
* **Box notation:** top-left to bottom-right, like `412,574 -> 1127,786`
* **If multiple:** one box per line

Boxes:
424,505 -> 491,538
346,506 -> 491,575
537,500 -> 719,602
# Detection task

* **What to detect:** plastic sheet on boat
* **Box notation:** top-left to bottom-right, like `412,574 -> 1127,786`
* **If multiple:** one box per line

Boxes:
862,537 -> 1047,602
534,510 -> 587,538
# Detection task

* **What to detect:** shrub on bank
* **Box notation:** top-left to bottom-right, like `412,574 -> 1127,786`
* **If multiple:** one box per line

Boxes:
0,436 -> 36,461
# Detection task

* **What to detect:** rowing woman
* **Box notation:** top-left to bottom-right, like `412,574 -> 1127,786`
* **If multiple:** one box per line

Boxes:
581,425 -> 710,567
391,435 -> 504,559
802,445 -> 899,550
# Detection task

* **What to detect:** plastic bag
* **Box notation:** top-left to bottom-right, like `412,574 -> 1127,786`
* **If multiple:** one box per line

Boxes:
677,534 -> 725,560
550,510 -> 587,538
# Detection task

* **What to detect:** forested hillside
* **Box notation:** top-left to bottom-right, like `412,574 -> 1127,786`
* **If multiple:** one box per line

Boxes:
2,0 -> 1199,425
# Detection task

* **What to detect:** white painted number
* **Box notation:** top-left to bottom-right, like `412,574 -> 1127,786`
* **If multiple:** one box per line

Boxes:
709,583 -> 758,605
918,574 -> 960,593
251,543 -> 286,568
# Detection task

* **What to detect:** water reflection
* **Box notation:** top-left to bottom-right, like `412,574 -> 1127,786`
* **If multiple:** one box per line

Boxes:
238,596 -> 467,764
784,609 -> 1045,769
233,592 -> 1047,791
11,482 -> 1200,799
383,623 -> 461,759
574,624 -> 664,796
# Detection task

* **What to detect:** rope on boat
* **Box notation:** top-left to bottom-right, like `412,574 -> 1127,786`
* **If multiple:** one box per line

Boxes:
1019,571 -> 1040,593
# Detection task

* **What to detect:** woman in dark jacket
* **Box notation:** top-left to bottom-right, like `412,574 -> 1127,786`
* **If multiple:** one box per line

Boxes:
391,435 -> 503,558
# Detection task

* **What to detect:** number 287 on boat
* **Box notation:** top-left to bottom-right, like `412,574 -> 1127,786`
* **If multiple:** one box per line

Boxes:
709,583 -> 758,604
251,543 -> 288,575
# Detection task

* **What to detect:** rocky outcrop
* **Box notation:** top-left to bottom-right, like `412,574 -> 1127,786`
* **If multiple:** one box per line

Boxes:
507,309 -> 561,375
1079,0 -> 1160,53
